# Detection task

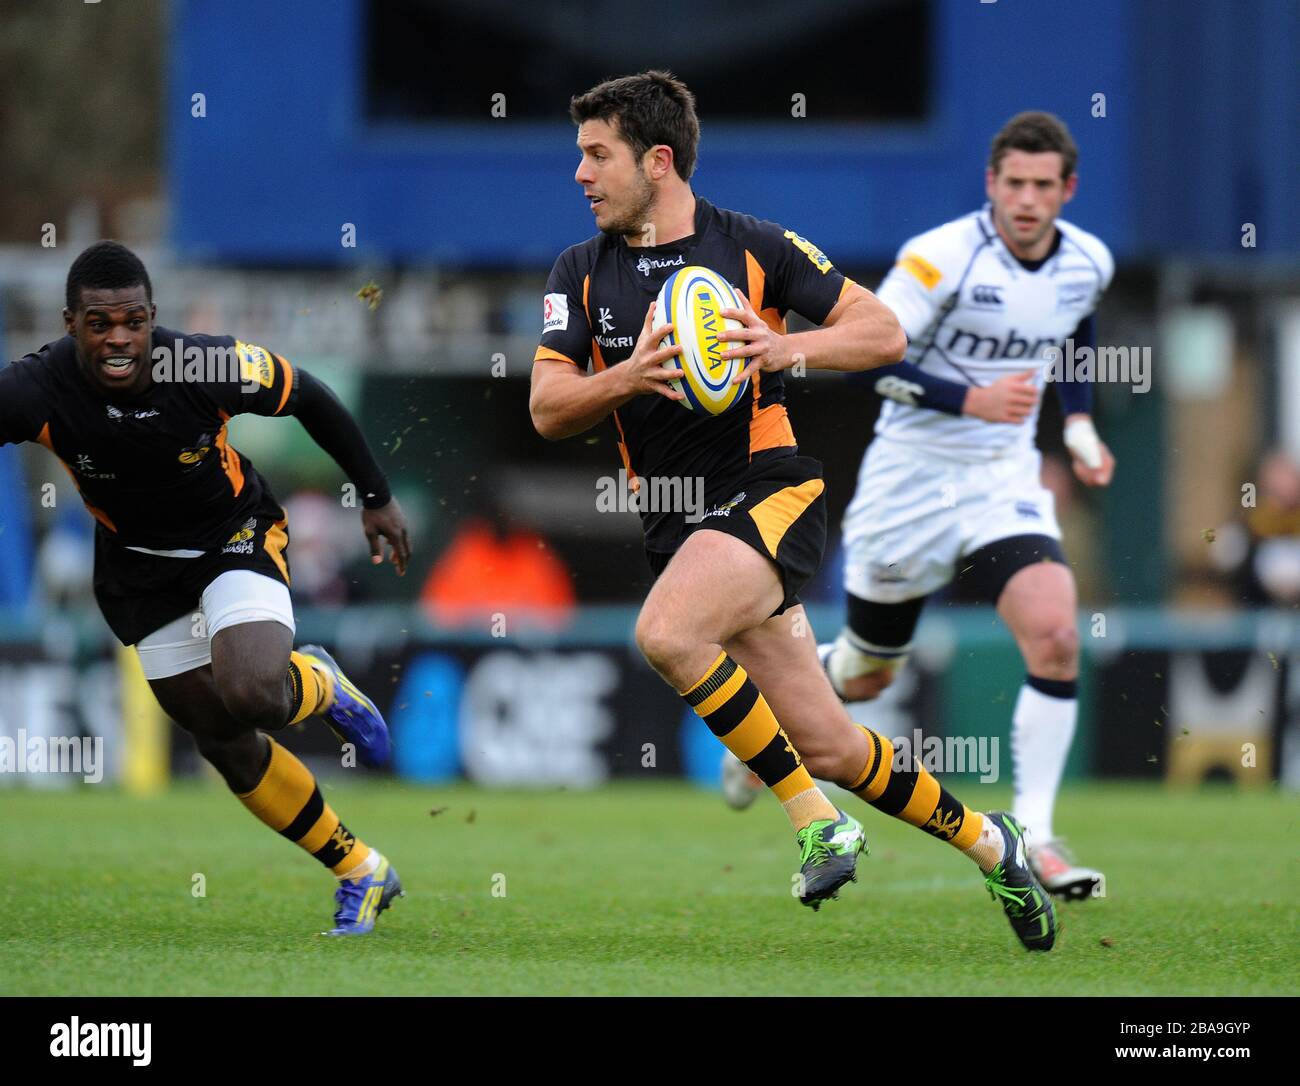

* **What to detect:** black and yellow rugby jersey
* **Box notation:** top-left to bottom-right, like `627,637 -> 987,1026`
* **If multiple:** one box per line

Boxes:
0,327 -> 297,550
534,197 -> 854,550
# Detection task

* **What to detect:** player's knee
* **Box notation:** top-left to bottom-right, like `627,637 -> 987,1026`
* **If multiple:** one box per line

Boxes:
1026,622 -> 1079,677
634,610 -> 684,675
217,680 -> 288,731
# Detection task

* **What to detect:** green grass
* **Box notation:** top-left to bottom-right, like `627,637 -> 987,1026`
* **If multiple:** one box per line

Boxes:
1,780 -> 1296,995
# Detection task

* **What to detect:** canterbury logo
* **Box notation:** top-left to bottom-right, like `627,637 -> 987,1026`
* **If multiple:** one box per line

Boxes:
330,826 -> 355,852
926,807 -> 962,840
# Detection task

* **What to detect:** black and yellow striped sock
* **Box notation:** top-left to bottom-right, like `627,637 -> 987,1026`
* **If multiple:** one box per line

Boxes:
848,724 -> 999,865
682,652 -> 838,832
285,650 -> 336,725
237,738 -> 372,878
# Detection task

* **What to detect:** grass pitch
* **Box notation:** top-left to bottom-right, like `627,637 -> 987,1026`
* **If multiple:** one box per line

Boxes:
1,780 -> 1296,996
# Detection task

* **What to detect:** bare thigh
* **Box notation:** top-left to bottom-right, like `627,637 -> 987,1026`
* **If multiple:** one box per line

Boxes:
636,529 -> 785,690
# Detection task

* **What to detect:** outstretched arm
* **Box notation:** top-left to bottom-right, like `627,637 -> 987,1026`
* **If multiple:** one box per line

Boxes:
292,369 -> 411,574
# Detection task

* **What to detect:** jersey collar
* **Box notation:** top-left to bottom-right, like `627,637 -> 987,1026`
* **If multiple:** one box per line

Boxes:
617,195 -> 711,256
978,202 -> 1062,274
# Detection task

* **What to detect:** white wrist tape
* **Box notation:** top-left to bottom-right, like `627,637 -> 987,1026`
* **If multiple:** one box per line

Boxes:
1064,417 -> 1103,469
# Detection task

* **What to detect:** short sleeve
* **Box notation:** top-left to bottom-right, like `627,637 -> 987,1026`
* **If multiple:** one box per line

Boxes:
1091,240 -> 1115,306
875,236 -> 960,342
762,226 -> 851,326
0,358 -> 49,447
206,339 -> 298,418
534,248 -> 592,371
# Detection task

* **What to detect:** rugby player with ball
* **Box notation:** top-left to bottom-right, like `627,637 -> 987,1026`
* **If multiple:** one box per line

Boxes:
531,72 -> 1057,946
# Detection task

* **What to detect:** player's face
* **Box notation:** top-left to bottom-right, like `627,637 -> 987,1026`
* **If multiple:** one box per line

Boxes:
64,286 -> 156,398
575,118 -> 655,238
986,150 -> 1077,254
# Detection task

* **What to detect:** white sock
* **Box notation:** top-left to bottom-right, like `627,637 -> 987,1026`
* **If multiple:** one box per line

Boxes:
337,849 -> 380,883
1011,678 -> 1077,844
963,816 -> 1006,874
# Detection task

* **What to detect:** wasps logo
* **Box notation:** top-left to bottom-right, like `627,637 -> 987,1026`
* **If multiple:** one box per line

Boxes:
330,825 -> 355,852
784,230 -> 833,275
178,432 -> 214,467
702,490 -> 747,520
225,518 -> 256,545
236,341 -> 275,389
925,805 -> 963,840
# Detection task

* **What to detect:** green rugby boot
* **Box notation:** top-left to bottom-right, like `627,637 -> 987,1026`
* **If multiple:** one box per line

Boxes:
795,808 -> 866,910
982,811 -> 1057,951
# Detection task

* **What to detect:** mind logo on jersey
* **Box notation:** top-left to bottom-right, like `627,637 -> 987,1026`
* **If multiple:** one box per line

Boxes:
635,253 -> 685,277
236,341 -> 274,389
783,231 -> 833,274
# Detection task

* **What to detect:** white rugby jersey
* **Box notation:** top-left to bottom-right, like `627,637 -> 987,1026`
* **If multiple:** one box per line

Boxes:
874,204 -> 1113,459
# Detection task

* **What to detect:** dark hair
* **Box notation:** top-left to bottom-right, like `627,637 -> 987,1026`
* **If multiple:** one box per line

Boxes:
989,111 -> 1078,179
66,240 -> 153,311
570,70 -> 700,181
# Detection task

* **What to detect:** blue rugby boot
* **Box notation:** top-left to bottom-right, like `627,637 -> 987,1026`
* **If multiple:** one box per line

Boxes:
322,854 -> 404,936
298,644 -> 392,768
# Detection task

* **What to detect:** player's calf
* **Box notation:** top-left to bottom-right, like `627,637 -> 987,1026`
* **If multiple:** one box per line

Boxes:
150,668 -> 269,790
193,729 -> 270,793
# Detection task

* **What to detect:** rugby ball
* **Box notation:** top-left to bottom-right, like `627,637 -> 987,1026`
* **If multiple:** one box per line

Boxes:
655,266 -> 749,415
